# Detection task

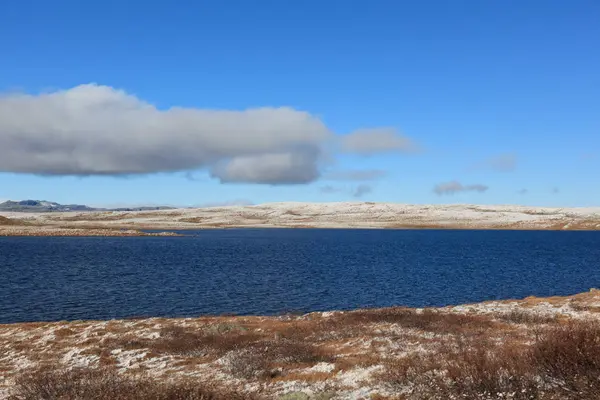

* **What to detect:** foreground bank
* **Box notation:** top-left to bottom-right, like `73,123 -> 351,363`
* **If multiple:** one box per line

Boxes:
2,290 -> 600,399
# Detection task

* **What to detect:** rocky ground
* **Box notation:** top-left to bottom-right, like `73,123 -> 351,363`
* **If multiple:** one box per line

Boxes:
2,290 -> 600,399
1,202 -> 600,236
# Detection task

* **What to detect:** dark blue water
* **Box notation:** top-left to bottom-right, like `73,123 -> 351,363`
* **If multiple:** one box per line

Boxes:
1,229 -> 600,324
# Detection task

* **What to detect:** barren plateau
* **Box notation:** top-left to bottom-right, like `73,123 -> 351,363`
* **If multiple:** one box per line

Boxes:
1,202 -> 600,236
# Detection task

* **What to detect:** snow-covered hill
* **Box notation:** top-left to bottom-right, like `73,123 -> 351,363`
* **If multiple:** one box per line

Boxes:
2,202 -> 600,231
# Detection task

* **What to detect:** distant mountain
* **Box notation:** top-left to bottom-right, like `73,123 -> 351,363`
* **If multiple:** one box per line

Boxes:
0,200 -> 95,212
0,200 -> 175,212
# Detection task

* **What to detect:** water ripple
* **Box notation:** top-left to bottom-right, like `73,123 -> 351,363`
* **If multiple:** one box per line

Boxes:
1,229 -> 600,323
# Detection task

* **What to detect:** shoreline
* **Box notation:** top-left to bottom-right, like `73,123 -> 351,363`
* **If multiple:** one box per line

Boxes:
0,227 -> 182,237
0,289 -> 595,327
1,226 -> 599,237
2,222 -> 600,237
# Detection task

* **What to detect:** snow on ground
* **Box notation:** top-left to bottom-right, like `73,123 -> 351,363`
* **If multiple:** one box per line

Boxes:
2,202 -> 600,232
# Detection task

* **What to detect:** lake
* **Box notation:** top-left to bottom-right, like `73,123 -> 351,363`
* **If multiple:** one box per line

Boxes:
1,229 -> 600,323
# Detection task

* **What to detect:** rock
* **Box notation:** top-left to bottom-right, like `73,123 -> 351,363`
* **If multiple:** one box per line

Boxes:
279,392 -> 310,400
313,393 -> 336,400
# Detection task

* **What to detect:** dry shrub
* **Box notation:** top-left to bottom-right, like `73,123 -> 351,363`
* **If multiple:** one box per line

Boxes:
339,308 -> 495,335
9,367 -> 256,400
382,338 -> 540,400
495,310 -> 558,325
531,320 -> 600,397
381,320 -> 600,399
103,335 -> 149,351
225,339 -> 331,379
150,325 -> 260,357
569,303 -> 600,313
0,215 -> 18,225
53,328 -> 76,338
102,325 -> 261,359
440,341 -> 539,399
333,353 -> 382,372
380,352 -> 443,395
278,308 -> 495,343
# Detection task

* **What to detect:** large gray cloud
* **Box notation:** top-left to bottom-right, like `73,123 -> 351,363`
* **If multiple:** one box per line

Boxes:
434,181 -> 489,195
0,84 -> 421,184
340,128 -> 416,155
0,84 -> 330,183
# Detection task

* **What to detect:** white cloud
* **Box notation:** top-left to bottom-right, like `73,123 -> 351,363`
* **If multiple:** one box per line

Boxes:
0,84 -> 422,185
434,181 -> 489,195
340,128 -> 417,155
0,84 -> 330,183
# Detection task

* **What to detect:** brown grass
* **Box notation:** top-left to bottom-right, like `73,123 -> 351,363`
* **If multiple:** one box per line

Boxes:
339,307 -> 496,335
495,310 -> 559,324
53,327 -> 76,338
148,325 -> 261,357
569,302 -> 600,313
5,293 -> 600,399
276,308 -> 497,344
531,321 -> 600,397
224,339 -> 332,379
381,338 -> 539,399
8,367 -> 257,400
103,324 -> 334,380
0,216 -> 19,225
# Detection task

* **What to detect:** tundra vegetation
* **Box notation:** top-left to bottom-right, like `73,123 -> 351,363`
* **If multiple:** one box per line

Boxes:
3,290 -> 600,399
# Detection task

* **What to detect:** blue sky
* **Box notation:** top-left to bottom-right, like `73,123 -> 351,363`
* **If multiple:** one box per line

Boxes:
0,0 -> 598,207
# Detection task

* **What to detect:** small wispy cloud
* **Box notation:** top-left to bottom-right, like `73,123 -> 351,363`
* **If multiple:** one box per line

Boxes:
470,153 -> 518,172
184,171 -> 206,182
434,181 -> 489,196
581,153 -> 597,161
340,128 -> 418,155
323,169 -> 386,181
353,184 -> 372,198
196,199 -> 254,208
488,153 -> 517,172
319,184 -> 373,198
319,185 -> 344,194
